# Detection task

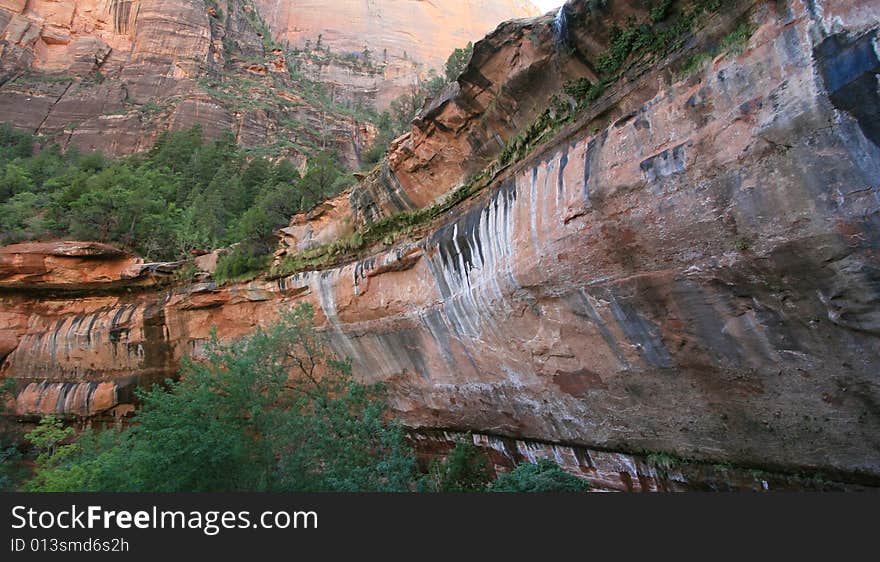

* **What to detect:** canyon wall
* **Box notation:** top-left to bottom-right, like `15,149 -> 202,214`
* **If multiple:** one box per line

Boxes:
0,0 -> 539,160
0,0 -> 378,164
2,0 -> 880,488
255,0 -> 540,107
256,0 -> 540,66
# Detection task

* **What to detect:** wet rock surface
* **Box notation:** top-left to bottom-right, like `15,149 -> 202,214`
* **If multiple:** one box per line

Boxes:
1,0 -> 880,488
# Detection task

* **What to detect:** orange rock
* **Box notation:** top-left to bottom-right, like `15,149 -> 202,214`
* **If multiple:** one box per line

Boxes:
0,241 -> 158,289
254,0 -> 539,107
2,1 -> 880,483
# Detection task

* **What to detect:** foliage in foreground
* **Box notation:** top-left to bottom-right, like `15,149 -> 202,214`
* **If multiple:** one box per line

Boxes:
419,440 -> 494,492
491,459 -> 591,492
0,378 -> 26,491
24,304 -> 417,492
21,305 -> 589,493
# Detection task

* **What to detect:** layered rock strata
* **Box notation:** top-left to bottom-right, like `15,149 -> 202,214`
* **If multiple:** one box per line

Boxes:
2,0 -> 880,487
0,0 -> 539,160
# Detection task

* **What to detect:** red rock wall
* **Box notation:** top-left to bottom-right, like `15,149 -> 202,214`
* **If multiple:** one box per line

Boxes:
254,0 -> 540,107
414,431 -> 874,491
0,0 -> 539,160
0,0 -> 368,163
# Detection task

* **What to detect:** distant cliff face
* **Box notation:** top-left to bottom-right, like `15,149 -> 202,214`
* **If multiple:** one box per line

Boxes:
2,0 -> 880,491
257,0 -> 539,64
0,0 -> 537,159
255,0 -> 540,106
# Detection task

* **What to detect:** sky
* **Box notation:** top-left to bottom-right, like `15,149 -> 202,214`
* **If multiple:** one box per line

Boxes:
532,0 -> 562,13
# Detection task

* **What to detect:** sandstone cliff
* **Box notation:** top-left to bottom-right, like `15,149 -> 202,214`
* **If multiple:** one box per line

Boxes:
255,0 -> 540,107
0,0 -> 374,164
2,0 -> 880,490
0,0 -> 538,160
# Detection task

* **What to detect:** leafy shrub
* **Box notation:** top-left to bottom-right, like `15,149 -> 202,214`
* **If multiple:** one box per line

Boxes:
0,379 -> 25,491
677,19 -> 756,78
490,459 -> 590,492
24,304 -> 419,492
719,21 -> 756,55
213,244 -> 271,284
444,42 -> 473,82
0,123 -> 34,160
25,416 -> 75,467
646,451 -> 681,475
419,440 -> 493,492
650,0 -> 674,23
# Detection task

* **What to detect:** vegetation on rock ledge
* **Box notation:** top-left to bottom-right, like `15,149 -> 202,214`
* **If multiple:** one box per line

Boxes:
273,0 -> 747,279
0,125 -> 351,265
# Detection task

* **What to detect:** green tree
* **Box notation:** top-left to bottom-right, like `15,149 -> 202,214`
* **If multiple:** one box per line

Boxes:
419,439 -> 494,492
298,150 -> 351,210
68,186 -> 123,242
77,151 -> 107,173
0,163 -> 34,201
0,192 -> 46,243
490,459 -> 590,492
148,126 -> 204,176
273,158 -> 300,185
25,416 -> 76,466
0,379 -> 25,491
0,123 -> 34,162
445,42 -> 473,82
361,111 -> 395,166
25,304 -> 419,492
188,178 -> 235,246
240,157 -> 273,210
212,245 -> 269,283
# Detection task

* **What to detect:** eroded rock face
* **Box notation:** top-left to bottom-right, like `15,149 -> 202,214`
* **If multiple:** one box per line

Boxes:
0,1 -> 369,163
278,195 -> 356,254
0,0 -> 205,154
0,241 -> 156,289
0,0 -> 538,161
0,241 -> 178,418
415,431 -> 874,491
0,241 -> 189,290
1,0 -> 880,487
255,0 -> 540,107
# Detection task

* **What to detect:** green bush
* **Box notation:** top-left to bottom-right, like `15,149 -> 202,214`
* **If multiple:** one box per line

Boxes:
0,123 -> 34,161
419,440 -> 493,492
719,21 -> 756,55
213,245 -> 271,284
490,459 -> 590,492
645,451 -> 682,475
24,304 -> 419,492
445,42 -> 473,82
